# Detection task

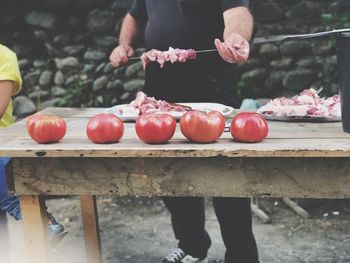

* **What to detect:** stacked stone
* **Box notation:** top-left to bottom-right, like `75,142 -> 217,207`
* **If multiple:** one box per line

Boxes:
240,0 -> 350,99
0,0 -> 348,116
2,0 -> 144,116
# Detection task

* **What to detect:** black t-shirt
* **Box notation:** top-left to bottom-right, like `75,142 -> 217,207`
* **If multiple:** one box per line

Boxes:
129,0 -> 249,107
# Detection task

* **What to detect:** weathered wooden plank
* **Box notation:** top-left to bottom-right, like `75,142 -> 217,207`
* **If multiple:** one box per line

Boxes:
2,137 -> 350,157
19,195 -> 49,263
80,196 -> 102,263
12,157 -> 350,198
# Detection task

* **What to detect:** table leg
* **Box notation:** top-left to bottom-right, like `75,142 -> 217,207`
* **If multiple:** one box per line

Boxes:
80,195 -> 102,263
19,195 -> 49,263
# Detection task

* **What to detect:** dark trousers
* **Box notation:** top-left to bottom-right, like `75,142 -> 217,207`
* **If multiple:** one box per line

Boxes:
162,197 -> 259,263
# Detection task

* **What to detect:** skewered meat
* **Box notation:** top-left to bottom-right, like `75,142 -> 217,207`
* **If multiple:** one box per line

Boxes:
140,47 -> 196,68
257,88 -> 341,118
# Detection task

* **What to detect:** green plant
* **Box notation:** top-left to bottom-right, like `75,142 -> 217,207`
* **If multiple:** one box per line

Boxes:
322,12 -> 350,28
57,79 -> 93,107
236,79 -> 247,99
320,8 -> 349,96
322,11 -> 350,47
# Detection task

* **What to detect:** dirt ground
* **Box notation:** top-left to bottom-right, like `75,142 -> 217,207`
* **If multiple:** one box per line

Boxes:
5,197 -> 350,263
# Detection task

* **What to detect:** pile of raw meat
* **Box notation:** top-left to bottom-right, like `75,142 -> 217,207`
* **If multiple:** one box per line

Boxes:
257,88 -> 341,118
141,47 -> 196,68
118,92 -> 187,116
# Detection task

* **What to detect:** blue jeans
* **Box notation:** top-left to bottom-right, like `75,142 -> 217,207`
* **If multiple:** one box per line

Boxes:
0,158 -> 22,220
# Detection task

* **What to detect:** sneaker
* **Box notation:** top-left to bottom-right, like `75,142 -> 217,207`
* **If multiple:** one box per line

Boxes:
47,213 -> 68,246
0,196 -> 67,246
161,248 -> 208,263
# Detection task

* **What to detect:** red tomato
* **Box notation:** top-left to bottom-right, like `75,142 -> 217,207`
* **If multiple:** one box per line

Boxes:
231,112 -> 269,143
135,113 -> 176,144
180,111 -> 225,143
86,113 -> 124,144
26,114 -> 67,144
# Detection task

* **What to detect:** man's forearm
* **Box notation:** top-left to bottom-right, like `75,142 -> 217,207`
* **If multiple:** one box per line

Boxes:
119,14 -> 141,47
223,7 -> 253,41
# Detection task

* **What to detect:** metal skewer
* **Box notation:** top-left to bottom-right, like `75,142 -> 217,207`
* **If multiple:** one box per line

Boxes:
127,28 -> 350,61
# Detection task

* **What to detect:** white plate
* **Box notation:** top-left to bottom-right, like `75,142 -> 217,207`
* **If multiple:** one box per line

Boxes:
262,114 -> 341,123
105,103 -> 234,122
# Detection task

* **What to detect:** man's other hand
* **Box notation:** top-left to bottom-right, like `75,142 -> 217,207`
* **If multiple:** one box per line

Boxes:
214,33 -> 250,63
110,44 -> 135,67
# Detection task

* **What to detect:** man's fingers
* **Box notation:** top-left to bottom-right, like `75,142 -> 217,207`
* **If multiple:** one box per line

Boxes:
110,48 -> 122,66
215,39 -> 235,63
214,38 -> 221,48
239,41 -> 250,56
110,60 -> 117,67
214,39 -> 224,56
228,38 -> 250,58
220,42 -> 236,63
109,51 -> 120,67
112,58 -> 122,67
111,55 -> 124,67
230,49 -> 247,62
116,49 -> 128,65
232,41 -> 250,62
118,49 -> 129,63
127,48 -> 135,57
215,39 -> 230,62
110,46 -> 135,67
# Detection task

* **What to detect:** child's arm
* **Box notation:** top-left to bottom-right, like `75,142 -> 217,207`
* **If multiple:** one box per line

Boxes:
0,81 -> 13,119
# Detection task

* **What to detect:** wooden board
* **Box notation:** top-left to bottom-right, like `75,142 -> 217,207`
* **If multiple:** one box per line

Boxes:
3,137 -> 350,157
1,108 -> 350,158
11,157 -> 350,198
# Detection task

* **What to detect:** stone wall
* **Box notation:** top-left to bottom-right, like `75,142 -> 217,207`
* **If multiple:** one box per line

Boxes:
246,0 -> 350,99
0,0 -> 349,116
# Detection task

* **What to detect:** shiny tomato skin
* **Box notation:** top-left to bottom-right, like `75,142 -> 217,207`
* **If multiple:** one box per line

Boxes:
135,113 -> 176,144
26,114 -> 67,144
86,113 -> 124,144
180,111 -> 225,143
231,112 -> 269,143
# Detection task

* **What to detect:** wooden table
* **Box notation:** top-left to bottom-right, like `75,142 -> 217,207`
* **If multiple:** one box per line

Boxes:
1,107 -> 350,263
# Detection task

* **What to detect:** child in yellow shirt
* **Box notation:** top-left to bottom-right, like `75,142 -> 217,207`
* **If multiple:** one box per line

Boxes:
0,44 -> 66,244
0,44 -> 22,128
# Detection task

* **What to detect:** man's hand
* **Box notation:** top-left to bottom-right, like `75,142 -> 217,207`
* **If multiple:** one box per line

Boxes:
109,44 -> 135,67
214,33 -> 250,63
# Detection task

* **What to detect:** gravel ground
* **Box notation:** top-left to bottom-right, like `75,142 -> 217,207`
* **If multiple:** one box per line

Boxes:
4,197 -> 350,263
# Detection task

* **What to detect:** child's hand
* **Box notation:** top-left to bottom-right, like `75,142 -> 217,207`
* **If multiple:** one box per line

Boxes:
109,44 -> 135,67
